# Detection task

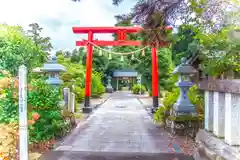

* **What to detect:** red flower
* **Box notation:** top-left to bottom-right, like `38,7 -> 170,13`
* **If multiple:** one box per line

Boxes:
32,113 -> 40,121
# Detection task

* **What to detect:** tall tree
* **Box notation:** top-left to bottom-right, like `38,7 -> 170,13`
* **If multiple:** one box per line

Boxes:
171,25 -> 200,65
74,0 -> 239,29
0,24 -> 46,75
27,23 -> 53,54
70,48 -> 81,63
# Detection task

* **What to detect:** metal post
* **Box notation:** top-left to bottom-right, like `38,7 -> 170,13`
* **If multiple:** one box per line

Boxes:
19,65 -> 28,160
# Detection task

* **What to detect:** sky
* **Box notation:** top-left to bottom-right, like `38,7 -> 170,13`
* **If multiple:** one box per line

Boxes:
0,0 -> 136,52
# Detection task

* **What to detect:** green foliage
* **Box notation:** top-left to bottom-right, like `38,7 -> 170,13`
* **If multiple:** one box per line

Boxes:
0,86 -> 18,123
132,84 -> 146,94
154,106 -> 167,123
91,72 -> 105,98
131,47 -> 174,91
27,23 -> 53,54
58,55 -> 105,101
73,86 -> 84,103
197,26 -> 240,75
28,79 -> 61,110
171,25 -> 200,65
154,88 -> 180,122
26,79 -> 69,142
188,85 -> 204,114
0,75 -> 70,143
70,49 -> 81,63
82,49 -> 109,74
0,24 -> 47,75
154,85 -> 204,123
162,88 -> 180,110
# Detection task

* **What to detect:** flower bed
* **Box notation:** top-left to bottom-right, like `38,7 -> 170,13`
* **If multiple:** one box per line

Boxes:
0,70 -> 75,159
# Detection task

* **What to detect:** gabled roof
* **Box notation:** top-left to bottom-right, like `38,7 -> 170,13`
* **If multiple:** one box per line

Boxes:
40,59 -> 66,72
113,69 -> 138,77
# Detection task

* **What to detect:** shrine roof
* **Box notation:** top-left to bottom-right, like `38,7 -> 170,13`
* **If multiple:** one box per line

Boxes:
113,69 -> 138,77
40,58 -> 66,72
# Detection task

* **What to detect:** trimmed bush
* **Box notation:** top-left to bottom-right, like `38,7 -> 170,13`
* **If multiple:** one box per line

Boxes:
132,84 -> 146,94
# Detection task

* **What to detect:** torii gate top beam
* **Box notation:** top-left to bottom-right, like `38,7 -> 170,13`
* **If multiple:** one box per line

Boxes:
72,26 -> 172,46
72,26 -> 142,34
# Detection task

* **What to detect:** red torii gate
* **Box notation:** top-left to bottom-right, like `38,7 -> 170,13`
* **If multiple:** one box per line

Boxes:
72,26 -> 172,113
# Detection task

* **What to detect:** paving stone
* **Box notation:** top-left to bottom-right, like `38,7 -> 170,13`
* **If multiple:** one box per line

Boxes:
41,92 -> 194,159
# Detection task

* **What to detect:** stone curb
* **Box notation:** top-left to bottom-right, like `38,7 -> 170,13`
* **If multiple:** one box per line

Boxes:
136,97 -> 154,119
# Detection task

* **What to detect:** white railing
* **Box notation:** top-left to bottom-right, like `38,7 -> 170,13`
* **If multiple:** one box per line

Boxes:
199,79 -> 240,145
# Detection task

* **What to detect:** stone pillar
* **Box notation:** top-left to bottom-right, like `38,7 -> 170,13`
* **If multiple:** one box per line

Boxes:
204,91 -> 214,131
71,92 -> 75,113
225,93 -> 240,145
63,88 -> 70,110
213,92 -> 225,137
18,65 -> 28,160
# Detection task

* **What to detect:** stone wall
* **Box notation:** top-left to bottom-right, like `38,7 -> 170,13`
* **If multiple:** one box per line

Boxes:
194,80 -> 240,160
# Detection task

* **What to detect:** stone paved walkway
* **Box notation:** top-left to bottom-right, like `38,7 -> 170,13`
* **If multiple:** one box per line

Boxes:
41,92 -> 194,160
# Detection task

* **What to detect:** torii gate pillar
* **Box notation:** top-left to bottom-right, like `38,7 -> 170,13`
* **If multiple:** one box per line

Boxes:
83,31 -> 93,113
151,47 -> 159,112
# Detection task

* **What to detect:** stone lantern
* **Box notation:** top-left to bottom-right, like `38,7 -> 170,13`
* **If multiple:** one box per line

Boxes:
172,58 -> 197,115
168,58 -> 198,136
40,56 -> 66,86
105,76 -> 113,93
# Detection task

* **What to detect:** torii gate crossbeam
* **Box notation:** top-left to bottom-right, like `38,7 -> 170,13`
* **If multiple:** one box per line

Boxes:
72,26 -> 172,113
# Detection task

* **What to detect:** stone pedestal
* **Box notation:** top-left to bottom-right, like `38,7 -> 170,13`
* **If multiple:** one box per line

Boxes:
105,86 -> 113,93
82,107 -> 92,113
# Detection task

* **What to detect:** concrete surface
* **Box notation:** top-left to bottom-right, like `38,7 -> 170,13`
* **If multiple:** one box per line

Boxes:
41,92 -> 194,160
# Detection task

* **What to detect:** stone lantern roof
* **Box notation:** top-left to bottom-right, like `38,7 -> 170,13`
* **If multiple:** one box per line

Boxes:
40,56 -> 66,72
173,58 -> 197,75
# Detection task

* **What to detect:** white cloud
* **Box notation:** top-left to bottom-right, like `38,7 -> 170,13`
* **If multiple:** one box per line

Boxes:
0,0 -> 135,51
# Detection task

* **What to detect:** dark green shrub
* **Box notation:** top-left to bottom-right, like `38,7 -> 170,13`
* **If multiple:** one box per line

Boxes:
154,85 -> 204,123
132,84 -> 146,94
27,79 -> 70,142
154,88 -> 180,123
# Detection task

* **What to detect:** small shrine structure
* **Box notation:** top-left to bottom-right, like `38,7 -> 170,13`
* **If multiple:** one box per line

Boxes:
40,56 -> 66,86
